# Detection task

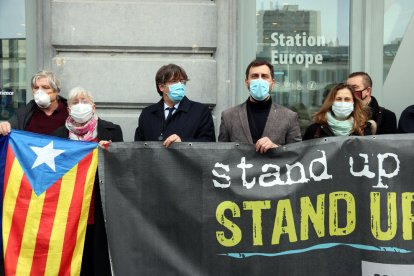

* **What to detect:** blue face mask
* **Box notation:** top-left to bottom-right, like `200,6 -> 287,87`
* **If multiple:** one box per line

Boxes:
167,82 -> 186,103
249,79 -> 270,101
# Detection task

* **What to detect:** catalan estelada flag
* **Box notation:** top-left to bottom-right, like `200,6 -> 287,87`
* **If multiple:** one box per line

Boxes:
0,130 -> 98,276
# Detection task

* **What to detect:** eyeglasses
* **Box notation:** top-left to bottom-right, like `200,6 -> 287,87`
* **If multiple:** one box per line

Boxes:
163,79 -> 187,86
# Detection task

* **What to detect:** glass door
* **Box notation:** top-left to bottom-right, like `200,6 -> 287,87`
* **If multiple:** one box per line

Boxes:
239,0 -> 350,134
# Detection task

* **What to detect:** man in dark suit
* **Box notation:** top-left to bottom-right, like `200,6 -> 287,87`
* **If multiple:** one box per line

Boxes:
134,64 -> 215,146
347,71 -> 397,134
218,59 -> 301,153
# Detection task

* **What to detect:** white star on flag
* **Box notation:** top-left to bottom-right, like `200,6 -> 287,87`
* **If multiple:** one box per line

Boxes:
30,141 -> 65,171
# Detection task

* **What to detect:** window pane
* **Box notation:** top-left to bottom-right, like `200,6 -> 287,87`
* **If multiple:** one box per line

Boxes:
383,0 -> 414,82
255,0 -> 350,134
0,0 -> 26,121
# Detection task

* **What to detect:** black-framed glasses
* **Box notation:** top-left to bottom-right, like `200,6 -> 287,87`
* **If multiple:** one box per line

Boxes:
163,79 -> 188,86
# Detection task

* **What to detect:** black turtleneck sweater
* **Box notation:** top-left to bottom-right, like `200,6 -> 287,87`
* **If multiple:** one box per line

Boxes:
246,97 -> 272,143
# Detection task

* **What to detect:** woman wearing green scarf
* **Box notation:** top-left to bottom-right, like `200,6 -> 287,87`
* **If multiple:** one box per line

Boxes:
303,83 -> 376,140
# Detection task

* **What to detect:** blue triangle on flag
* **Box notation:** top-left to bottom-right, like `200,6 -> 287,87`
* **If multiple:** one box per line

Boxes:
9,129 -> 97,196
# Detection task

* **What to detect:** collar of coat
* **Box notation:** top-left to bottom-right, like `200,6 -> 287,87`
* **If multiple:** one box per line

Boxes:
148,96 -> 192,115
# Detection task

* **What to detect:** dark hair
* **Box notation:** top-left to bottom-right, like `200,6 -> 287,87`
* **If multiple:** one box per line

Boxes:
347,71 -> 373,88
155,64 -> 189,96
245,59 -> 274,80
313,83 -> 368,135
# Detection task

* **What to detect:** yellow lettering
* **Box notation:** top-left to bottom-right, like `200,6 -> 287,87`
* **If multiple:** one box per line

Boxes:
243,200 -> 271,246
272,199 -> 298,244
216,201 -> 242,247
329,192 -> 355,236
300,194 -> 325,240
370,192 -> 397,240
402,192 -> 414,240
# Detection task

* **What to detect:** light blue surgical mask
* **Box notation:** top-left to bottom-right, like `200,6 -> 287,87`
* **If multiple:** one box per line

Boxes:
332,101 -> 354,119
167,82 -> 186,103
249,79 -> 270,101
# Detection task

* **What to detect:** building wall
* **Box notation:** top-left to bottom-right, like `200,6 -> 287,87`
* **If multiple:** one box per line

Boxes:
29,0 -> 414,139
36,0 -> 236,141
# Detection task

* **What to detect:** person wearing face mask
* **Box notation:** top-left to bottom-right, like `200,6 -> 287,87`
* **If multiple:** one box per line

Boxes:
218,59 -> 301,153
303,83 -> 376,140
346,71 -> 397,134
54,87 -> 123,276
134,63 -> 216,147
0,70 -> 68,136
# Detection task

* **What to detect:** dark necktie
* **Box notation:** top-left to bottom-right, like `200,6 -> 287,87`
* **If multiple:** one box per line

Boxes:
166,107 -> 175,121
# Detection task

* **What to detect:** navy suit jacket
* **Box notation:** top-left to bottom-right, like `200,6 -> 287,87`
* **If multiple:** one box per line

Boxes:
134,96 -> 216,142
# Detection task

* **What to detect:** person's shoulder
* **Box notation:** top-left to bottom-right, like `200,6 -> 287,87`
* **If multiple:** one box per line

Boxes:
381,106 -> 396,117
372,96 -> 395,116
59,96 -> 68,106
98,118 -> 121,129
51,125 -> 69,138
402,105 -> 414,114
186,98 -> 209,109
303,123 -> 321,140
272,103 -> 298,116
142,101 -> 163,114
305,122 -> 321,132
222,103 -> 245,116
398,105 -> 414,133
16,100 -> 36,112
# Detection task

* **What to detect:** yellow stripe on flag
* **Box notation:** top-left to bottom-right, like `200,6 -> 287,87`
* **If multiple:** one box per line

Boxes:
2,158 -> 24,255
15,190 -> 46,275
43,165 -> 78,276
71,148 -> 98,276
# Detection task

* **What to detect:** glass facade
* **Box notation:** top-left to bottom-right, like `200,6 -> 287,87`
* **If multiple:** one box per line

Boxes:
1,1 -> 413,127
383,0 -> 414,82
254,0 -> 350,134
0,0 -> 27,121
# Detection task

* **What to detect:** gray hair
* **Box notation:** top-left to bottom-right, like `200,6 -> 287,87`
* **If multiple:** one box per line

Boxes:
31,70 -> 61,93
68,87 -> 94,106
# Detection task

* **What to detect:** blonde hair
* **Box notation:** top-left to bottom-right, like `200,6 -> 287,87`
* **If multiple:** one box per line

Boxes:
31,70 -> 61,93
67,87 -> 94,106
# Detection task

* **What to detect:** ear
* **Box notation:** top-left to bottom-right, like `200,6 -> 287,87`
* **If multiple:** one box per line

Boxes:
367,87 -> 372,95
158,84 -> 167,93
245,79 -> 250,90
269,79 -> 275,91
92,104 -> 97,112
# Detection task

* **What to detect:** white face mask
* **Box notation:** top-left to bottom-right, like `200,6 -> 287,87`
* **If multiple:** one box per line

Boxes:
70,103 -> 94,123
332,101 -> 354,119
34,89 -> 51,108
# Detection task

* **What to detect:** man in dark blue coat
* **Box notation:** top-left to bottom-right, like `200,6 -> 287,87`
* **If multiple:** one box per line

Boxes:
134,64 -> 216,146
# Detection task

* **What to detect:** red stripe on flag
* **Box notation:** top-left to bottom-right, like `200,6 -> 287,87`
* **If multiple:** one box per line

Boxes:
29,178 -> 62,275
58,152 -> 93,275
4,174 -> 34,276
3,145 -> 15,198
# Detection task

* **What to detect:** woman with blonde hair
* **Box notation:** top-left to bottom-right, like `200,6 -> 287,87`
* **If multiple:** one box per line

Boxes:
303,83 -> 376,140
55,87 -> 123,275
